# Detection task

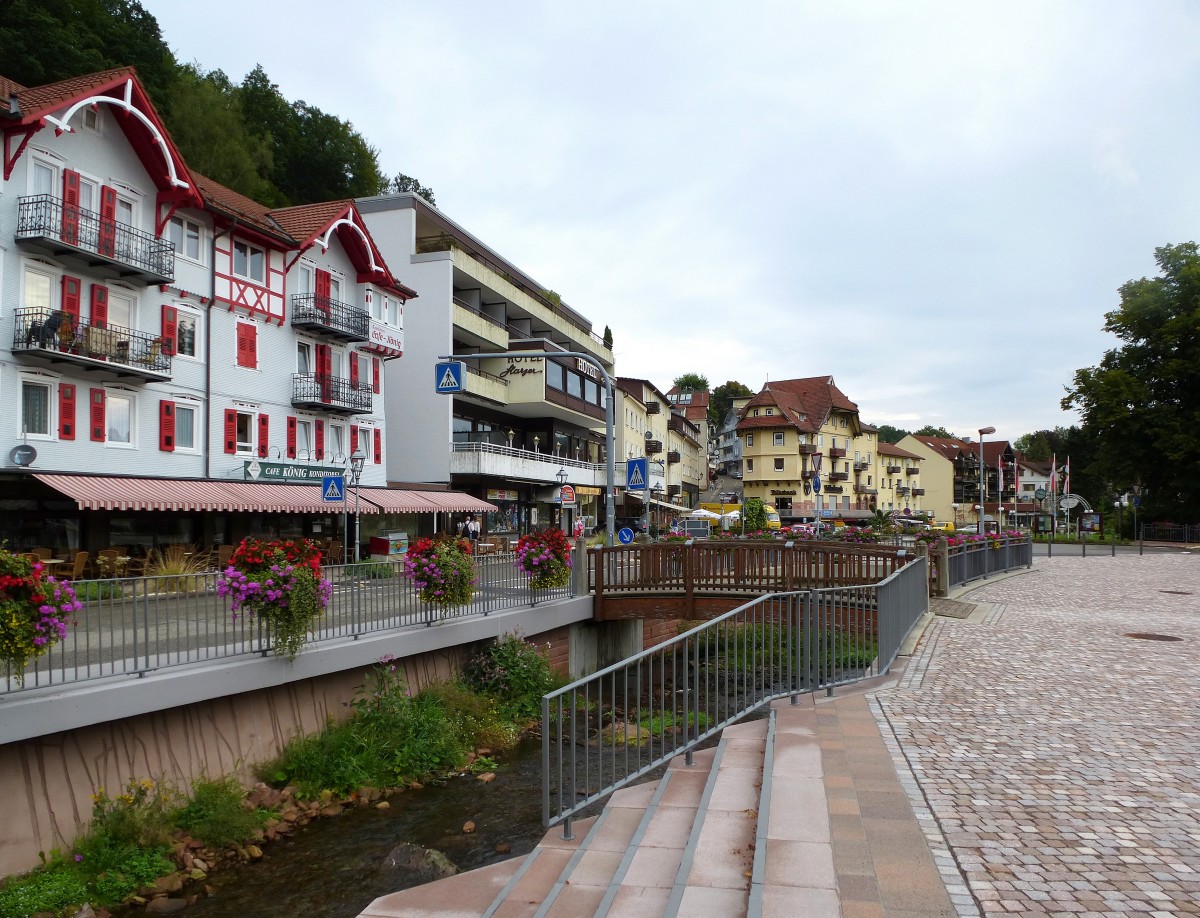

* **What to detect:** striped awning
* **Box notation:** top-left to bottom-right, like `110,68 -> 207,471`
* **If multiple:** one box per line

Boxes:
33,475 -> 493,515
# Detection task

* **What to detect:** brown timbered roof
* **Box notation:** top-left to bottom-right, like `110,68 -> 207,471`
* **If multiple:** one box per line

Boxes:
736,376 -> 859,434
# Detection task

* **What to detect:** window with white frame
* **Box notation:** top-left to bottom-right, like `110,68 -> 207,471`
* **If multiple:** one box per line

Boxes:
174,403 -> 197,451
331,349 -> 344,380
297,341 -> 312,374
746,458 -> 754,472
20,378 -> 53,438
31,160 -> 56,196
106,392 -> 133,445
23,264 -> 53,313
298,263 -> 313,296
356,352 -> 371,389
329,423 -> 346,459
235,410 -> 255,455
108,290 -> 134,331
773,432 -> 785,447
233,240 -> 266,283
296,419 -> 313,457
82,106 -> 101,133
359,426 -> 374,464
774,457 -> 784,471
168,216 -> 203,262
175,306 -> 201,359
329,275 -> 342,304
116,197 -> 134,229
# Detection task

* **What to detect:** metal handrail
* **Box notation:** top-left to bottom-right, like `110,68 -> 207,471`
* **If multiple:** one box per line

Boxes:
939,534 -> 1033,591
17,194 -> 175,280
3,553 -> 570,694
292,373 -> 373,413
450,440 -> 601,471
13,308 -> 173,374
542,557 -> 929,833
290,293 -> 370,339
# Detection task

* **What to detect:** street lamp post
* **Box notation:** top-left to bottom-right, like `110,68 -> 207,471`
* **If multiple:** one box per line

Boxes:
348,446 -> 365,563
978,426 -> 995,532
556,467 -> 568,533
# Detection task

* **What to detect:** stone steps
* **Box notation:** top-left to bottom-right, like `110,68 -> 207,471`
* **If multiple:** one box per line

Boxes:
358,712 -> 836,918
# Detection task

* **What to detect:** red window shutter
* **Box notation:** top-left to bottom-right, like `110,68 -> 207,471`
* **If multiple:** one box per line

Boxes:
315,269 -> 331,304
257,413 -> 269,458
350,425 -> 359,454
89,388 -> 106,442
223,408 -> 237,454
98,185 -> 118,256
316,344 -> 332,402
236,324 -> 257,368
286,416 -> 297,459
349,354 -> 360,388
372,358 -> 380,393
61,169 -> 81,244
373,428 -> 382,464
314,419 -> 325,461
61,275 -> 82,321
159,400 -> 176,452
59,384 -> 76,440
90,284 -> 109,328
161,305 -> 178,355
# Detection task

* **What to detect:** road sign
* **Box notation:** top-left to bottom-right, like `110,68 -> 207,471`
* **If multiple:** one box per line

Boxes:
434,361 -> 466,393
321,475 -> 345,502
626,457 -> 648,491
812,476 -> 821,494
617,527 -> 635,544
1133,496 -> 1141,507
559,484 -> 576,505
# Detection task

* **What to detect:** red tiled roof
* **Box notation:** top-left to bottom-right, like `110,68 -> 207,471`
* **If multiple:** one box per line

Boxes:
4,67 -> 135,122
269,200 -> 353,243
0,76 -> 29,97
912,436 -> 975,461
736,376 -> 858,434
878,442 -> 923,460
192,173 -> 291,242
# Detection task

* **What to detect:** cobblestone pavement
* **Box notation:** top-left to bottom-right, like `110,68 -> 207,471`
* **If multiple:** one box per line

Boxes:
875,554 -> 1200,917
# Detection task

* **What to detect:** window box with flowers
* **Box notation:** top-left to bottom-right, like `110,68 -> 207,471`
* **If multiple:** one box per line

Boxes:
216,538 -> 332,660
403,537 -> 477,608
514,528 -> 573,590
0,548 -> 81,683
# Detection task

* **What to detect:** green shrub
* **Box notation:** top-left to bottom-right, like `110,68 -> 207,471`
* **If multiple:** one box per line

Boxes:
0,866 -> 89,917
174,776 -> 271,847
344,561 -> 395,579
85,844 -> 175,905
461,633 -> 565,722
88,778 -> 178,849
73,580 -> 124,601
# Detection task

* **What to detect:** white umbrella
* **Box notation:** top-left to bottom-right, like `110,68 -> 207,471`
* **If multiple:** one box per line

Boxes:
688,508 -> 721,519
721,509 -> 741,521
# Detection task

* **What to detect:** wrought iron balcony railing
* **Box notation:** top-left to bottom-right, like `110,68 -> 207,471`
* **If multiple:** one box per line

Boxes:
12,308 -> 172,380
290,293 -> 370,342
667,450 -> 681,464
797,443 -> 817,454
828,470 -> 849,481
905,466 -> 919,475
828,446 -> 847,458
886,464 -> 901,474
17,194 -> 175,283
645,440 -> 663,454
291,373 -> 373,414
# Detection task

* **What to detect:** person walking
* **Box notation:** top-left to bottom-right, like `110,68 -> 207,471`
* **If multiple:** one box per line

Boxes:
467,517 -> 480,543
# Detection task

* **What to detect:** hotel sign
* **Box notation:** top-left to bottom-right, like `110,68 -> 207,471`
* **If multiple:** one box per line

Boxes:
244,460 -> 346,482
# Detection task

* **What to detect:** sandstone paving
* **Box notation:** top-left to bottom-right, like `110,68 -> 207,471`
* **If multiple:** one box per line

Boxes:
873,554 -> 1200,917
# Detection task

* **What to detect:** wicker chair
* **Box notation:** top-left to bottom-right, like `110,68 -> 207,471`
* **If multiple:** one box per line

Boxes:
69,551 -> 89,580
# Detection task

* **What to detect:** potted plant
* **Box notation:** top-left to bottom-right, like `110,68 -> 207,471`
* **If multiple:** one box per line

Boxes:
403,536 -> 477,608
0,548 -> 81,683
514,528 -> 573,589
216,538 -> 332,660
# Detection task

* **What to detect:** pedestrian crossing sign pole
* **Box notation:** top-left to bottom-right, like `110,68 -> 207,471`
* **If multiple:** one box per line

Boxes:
434,361 -> 466,393
321,475 -> 345,502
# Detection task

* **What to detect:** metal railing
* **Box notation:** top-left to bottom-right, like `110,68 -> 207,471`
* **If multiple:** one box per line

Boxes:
450,440 -> 602,472
290,293 -> 370,340
291,373 -> 373,413
17,194 -> 175,281
3,554 -> 571,694
13,308 -> 173,375
941,534 -> 1033,591
1143,524 -> 1200,542
542,557 -> 928,832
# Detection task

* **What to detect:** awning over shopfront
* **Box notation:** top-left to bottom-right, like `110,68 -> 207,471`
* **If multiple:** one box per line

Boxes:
33,475 -> 495,515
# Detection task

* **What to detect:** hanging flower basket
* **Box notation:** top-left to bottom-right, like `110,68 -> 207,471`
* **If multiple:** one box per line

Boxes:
0,548 -> 81,683
514,528 -> 573,590
216,538 -> 332,660
403,537 -> 477,608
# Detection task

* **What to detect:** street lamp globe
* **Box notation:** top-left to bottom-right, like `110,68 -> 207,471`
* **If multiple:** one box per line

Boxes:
349,447 -> 366,484
556,467 -> 568,486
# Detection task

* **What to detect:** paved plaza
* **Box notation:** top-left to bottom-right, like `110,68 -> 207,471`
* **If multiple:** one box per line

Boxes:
878,553 -> 1200,916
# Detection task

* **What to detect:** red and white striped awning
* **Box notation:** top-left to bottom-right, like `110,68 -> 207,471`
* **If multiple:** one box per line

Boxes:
33,475 -> 493,515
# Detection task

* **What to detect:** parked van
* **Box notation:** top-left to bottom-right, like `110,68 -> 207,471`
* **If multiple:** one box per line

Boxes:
763,504 -> 782,531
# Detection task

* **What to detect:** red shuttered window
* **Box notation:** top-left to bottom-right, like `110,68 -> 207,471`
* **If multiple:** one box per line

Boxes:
314,419 -> 325,461
59,384 -> 76,440
223,408 -> 237,454
90,285 -> 109,328
372,358 -> 381,394
349,354 -> 359,389
236,323 -> 257,369
373,428 -> 382,464
286,416 -> 298,459
61,276 -> 82,322
98,185 -> 118,256
89,388 -> 106,442
350,425 -> 359,454
257,414 -> 269,458
61,169 -> 81,245
159,400 -> 176,452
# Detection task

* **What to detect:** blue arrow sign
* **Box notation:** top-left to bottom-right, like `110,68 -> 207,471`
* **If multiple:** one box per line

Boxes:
322,475 -> 345,502
812,477 -> 821,494
434,361 -> 466,393
626,457 -> 648,491
617,527 -> 635,544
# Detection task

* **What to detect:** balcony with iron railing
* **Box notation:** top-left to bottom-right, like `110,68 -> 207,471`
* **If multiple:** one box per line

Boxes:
667,450 -> 681,464
645,439 -> 663,454
290,294 -> 370,342
853,458 -> 869,470
823,484 -> 844,494
12,308 -> 172,381
828,446 -> 846,458
645,401 -> 660,414
855,485 -> 879,495
905,466 -> 919,475
291,373 -> 373,414
797,443 -> 817,454
828,470 -> 849,481
912,488 -> 925,496
886,464 -> 901,474
16,194 -> 174,284
897,486 -> 911,496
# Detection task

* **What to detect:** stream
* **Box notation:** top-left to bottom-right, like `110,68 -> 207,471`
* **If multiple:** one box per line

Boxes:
113,738 -> 553,918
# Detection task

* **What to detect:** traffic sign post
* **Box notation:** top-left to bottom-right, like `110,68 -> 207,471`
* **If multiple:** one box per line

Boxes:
626,458 -> 648,491
434,361 -> 466,393
321,475 -> 345,502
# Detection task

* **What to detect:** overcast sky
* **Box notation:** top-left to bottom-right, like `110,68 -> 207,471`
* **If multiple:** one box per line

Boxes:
144,0 -> 1200,445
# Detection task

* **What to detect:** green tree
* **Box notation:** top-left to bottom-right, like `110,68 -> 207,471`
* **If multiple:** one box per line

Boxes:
874,424 -> 908,444
673,373 -> 709,392
390,172 -> 437,205
710,380 -> 754,429
602,326 -> 613,350
1063,242 -> 1200,520
743,497 -> 767,532
912,425 -> 958,439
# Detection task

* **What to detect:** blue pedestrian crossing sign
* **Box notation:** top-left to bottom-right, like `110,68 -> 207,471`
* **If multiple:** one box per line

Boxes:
626,457 -> 648,491
435,361 -> 466,393
322,474 -> 345,502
